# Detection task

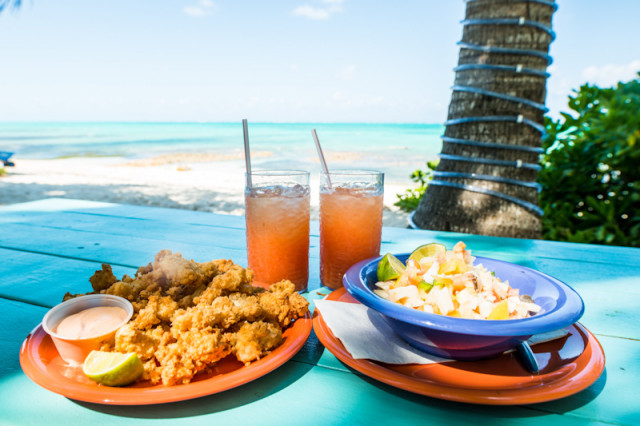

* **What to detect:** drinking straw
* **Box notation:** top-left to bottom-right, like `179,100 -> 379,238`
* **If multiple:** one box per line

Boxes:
243,119 -> 252,188
311,129 -> 332,189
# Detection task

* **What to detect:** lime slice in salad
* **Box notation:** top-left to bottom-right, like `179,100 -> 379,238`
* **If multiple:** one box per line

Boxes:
377,253 -> 406,281
83,350 -> 144,387
407,243 -> 446,263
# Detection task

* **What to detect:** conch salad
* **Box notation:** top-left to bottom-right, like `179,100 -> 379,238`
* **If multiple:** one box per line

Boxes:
374,242 -> 541,320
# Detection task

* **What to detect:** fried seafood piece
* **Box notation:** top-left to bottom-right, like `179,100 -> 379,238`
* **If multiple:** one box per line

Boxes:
88,252 -> 234,308
193,264 -> 255,305
172,292 -> 264,333
142,359 -> 163,384
258,280 -> 310,327
114,323 -> 170,361
132,295 -> 179,330
90,263 -> 119,292
228,292 -> 264,322
174,280 -> 308,334
171,296 -> 239,331
61,291 -> 86,302
226,321 -> 283,365
133,250 -> 206,289
128,251 -> 229,298
155,328 -> 231,385
213,264 -> 255,293
62,263 -> 117,301
114,323 -> 179,383
103,279 -> 141,300
197,258 -> 235,280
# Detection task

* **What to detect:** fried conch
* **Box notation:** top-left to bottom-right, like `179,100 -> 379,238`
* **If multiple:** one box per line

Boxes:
64,250 -> 309,386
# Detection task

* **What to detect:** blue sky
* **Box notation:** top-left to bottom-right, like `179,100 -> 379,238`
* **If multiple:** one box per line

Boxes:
0,0 -> 638,123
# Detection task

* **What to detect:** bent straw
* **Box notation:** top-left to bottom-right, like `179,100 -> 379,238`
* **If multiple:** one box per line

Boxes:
311,129 -> 332,189
243,119 -> 252,188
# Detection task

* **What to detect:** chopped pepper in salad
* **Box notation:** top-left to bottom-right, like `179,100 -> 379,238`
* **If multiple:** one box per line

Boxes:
374,242 -> 541,320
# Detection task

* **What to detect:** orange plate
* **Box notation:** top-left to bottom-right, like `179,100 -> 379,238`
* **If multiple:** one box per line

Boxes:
20,313 -> 312,405
313,288 -> 605,405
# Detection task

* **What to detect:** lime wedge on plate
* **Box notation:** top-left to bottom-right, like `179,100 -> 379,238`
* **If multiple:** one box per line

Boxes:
407,243 -> 446,263
377,253 -> 406,281
83,350 -> 143,387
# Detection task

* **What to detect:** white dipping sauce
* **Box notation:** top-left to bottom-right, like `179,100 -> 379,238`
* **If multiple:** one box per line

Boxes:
54,306 -> 128,339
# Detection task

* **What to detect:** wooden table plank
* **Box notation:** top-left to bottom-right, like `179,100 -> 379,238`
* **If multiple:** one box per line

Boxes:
380,226 -> 640,267
532,334 -> 640,425
4,211 -> 248,246
0,248 -> 136,307
0,210 -> 321,260
3,229 -> 637,339
0,199 -> 324,292
3,297 -> 637,426
6,198 -> 639,266
0,299 -> 49,379
0,243 -> 321,300
0,197 -> 323,238
2,199 -> 639,425
0,219 -> 249,267
0,198 -> 247,229
3,362 -> 602,426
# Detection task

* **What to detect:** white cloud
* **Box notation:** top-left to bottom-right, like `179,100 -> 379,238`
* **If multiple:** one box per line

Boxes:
339,64 -> 355,80
581,59 -> 640,87
247,96 -> 260,107
371,96 -> 384,106
293,5 -> 331,20
183,0 -> 217,17
292,1 -> 344,20
183,7 -> 207,17
322,0 -> 343,14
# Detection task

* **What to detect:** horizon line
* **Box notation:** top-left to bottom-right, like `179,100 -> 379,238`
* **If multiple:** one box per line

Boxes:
0,121 -> 446,126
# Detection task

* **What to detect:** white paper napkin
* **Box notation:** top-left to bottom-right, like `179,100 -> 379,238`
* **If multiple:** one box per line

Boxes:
315,299 -> 568,364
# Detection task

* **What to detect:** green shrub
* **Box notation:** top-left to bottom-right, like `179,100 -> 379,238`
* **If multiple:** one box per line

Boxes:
394,160 -> 438,213
539,74 -> 640,247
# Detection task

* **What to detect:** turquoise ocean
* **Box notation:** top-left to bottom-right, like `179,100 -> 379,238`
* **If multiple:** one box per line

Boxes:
0,122 -> 444,184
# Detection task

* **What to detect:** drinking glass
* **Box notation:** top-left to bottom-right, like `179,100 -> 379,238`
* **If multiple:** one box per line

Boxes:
245,170 -> 310,292
319,170 -> 384,289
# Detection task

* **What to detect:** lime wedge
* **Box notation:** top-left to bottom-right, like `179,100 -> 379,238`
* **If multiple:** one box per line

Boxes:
83,350 -> 143,387
407,243 -> 446,263
377,253 -> 406,281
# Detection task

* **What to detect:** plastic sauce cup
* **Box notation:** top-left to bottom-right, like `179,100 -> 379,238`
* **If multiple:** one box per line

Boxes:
42,294 -> 133,366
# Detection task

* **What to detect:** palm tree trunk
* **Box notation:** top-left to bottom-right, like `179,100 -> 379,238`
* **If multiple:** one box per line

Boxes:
412,0 -> 556,239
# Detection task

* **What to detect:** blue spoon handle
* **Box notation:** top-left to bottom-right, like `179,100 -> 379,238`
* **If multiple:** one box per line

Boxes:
516,341 -> 540,374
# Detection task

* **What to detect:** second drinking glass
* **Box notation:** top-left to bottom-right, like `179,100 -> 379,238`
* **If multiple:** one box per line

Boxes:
245,170 -> 310,292
319,170 -> 384,289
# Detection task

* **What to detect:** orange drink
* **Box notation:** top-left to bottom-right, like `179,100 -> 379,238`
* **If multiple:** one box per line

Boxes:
320,170 -> 384,289
245,170 -> 310,292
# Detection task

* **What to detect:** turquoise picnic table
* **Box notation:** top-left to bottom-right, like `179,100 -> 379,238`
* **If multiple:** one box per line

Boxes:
0,198 -> 638,425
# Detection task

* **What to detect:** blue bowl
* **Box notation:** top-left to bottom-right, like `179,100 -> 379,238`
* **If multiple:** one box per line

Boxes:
343,254 -> 585,360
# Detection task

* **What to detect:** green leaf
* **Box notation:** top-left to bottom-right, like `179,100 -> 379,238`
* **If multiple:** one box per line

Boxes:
539,74 -> 640,248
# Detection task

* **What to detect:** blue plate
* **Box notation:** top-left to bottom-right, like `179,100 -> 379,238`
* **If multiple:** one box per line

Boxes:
343,254 -> 585,360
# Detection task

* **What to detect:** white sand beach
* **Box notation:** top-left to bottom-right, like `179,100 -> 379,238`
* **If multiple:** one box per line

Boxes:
0,155 -> 411,227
